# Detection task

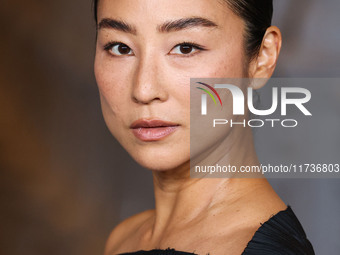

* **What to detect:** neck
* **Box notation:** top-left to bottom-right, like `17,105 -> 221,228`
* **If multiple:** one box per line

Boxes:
150,125 -> 262,238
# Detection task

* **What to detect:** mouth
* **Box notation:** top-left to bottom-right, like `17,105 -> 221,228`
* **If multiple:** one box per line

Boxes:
130,119 -> 180,142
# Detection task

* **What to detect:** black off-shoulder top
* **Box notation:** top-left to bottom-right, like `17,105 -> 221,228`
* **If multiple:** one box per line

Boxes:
118,206 -> 315,255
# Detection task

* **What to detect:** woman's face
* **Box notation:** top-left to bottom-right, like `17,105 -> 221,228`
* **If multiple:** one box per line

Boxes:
94,0 -> 246,170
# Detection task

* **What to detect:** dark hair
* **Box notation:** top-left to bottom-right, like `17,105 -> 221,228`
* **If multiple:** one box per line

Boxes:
93,0 -> 98,26
225,0 -> 273,61
93,0 -> 273,61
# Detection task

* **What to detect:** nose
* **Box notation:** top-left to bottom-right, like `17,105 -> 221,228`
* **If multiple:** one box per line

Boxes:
131,54 -> 168,104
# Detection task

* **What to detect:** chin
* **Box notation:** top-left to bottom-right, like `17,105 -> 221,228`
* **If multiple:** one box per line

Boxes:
129,146 -> 190,171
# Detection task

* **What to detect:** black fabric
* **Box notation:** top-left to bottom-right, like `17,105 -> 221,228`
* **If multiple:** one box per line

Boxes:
241,206 -> 314,255
118,206 -> 314,255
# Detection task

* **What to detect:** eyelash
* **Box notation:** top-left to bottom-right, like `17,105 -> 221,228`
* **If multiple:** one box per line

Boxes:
103,41 -> 122,52
172,41 -> 207,57
103,41 -> 207,57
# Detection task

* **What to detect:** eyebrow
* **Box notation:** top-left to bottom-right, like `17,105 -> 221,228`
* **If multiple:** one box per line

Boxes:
98,18 -> 137,34
158,17 -> 218,33
97,17 -> 218,34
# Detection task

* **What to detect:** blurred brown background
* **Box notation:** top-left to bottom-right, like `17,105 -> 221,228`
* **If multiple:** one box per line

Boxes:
0,0 -> 154,254
0,0 -> 339,254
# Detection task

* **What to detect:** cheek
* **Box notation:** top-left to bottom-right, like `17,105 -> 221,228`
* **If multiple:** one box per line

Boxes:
206,49 -> 246,78
96,75 -> 125,123
175,52 -> 245,80
198,31 -> 246,78
95,57 -> 126,94
95,55 -> 132,114
94,58 -> 133,144
94,45 -> 135,91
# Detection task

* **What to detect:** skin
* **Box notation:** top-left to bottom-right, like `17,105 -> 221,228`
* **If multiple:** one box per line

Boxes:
94,0 -> 285,254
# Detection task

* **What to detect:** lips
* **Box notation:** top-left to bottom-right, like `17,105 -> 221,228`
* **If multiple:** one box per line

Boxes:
130,119 -> 180,142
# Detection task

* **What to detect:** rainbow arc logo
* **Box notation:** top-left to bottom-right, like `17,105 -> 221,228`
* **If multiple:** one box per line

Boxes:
196,82 -> 223,106
196,82 -> 223,115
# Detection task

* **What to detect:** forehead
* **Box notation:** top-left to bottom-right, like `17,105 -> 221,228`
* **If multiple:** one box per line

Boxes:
97,0 -> 240,29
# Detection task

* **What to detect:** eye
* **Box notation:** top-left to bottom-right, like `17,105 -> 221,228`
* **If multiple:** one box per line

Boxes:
170,42 -> 206,56
104,42 -> 134,56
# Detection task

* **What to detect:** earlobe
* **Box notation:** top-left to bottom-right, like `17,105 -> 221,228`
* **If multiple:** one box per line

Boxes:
250,26 -> 282,89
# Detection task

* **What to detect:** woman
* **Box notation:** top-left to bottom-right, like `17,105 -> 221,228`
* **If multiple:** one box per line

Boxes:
93,0 -> 314,254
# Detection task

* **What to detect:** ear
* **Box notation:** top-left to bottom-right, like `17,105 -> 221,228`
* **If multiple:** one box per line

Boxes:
249,26 -> 282,89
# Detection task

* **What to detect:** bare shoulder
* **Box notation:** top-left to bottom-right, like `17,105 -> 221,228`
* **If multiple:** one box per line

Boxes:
104,209 -> 155,255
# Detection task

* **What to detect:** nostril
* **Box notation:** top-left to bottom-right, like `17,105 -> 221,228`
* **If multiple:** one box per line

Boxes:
131,82 -> 165,104
132,96 -> 162,104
